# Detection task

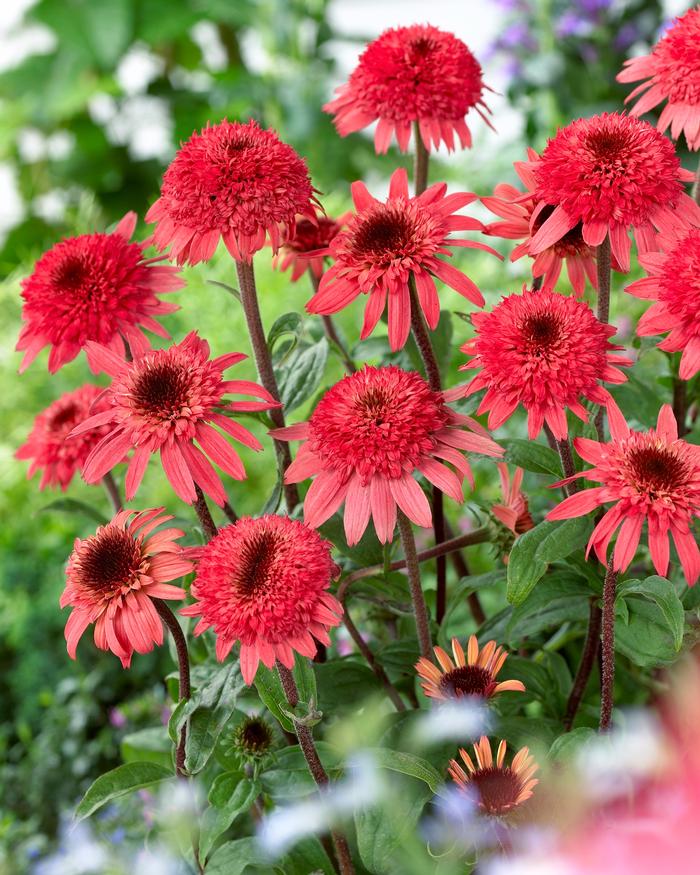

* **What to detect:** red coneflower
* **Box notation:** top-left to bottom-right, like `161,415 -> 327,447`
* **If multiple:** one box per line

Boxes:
617,7 -> 700,151
416,636 -> 525,701
271,365 -> 503,544
16,384 -> 112,491
16,212 -> 183,373
458,288 -> 632,440
146,119 -> 318,265
73,332 -> 276,506
180,515 -> 342,684
626,225 -> 700,380
483,148 -> 600,296
527,113 -> 700,272
547,404 -> 700,585
272,213 -> 348,282
448,737 -> 539,816
306,168 -> 498,351
324,23 -> 492,154
492,464 -> 535,536
61,508 -> 193,667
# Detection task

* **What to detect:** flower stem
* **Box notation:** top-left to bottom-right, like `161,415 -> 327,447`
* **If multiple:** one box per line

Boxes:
693,156 -> 700,205
396,510 -> 433,658
102,472 -> 122,514
599,560 -> 618,732
222,501 -> 238,524
193,485 -> 217,542
235,259 -> 299,513
543,429 -> 579,497
413,120 -> 429,196
407,274 -> 448,622
308,270 -> 357,374
276,664 -> 356,875
594,236 -> 612,441
154,599 -> 191,776
564,598 -> 602,731
673,374 -> 688,438
342,609 -> 406,711
337,526 -> 491,600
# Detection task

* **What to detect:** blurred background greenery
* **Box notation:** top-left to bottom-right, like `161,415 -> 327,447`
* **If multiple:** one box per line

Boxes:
0,0 -> 689,870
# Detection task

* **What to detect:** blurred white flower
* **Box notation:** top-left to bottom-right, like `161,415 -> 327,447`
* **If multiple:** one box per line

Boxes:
116,43 -> 164,95
411,697 -> 489,745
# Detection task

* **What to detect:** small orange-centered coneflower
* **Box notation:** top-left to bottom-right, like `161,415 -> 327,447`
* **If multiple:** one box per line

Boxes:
60,508 -> 193,668
416,636 -> 525,701
448,736 -> 539,816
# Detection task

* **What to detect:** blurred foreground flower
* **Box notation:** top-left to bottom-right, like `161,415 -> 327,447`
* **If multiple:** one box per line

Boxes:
16,212 -> 183,373
60,507 -> 193,667
324,24 -> 492,153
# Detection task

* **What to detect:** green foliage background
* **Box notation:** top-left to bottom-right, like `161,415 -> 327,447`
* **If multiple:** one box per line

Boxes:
0,0 -> 689,871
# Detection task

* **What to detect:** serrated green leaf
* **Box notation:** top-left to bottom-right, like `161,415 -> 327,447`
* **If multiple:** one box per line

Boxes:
615,598 -> 680,667
254,654 -> 317,732
205,837 -> 270,875
507,517 -> 592,606
502,438 -> 562,477
506,572 -> 591,642
281,837 -> 336,875
75,762 -> 173,821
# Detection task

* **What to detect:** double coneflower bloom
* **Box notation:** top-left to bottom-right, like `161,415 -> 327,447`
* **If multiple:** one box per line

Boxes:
73,332 -> 276,506
306,167 -> 498,351
16,212 -> 183,373
61,508 -> 193,667
547,404 -> 700,585
181,515 -> 343,684
324,23 -> 492,154
272,365 -> 503,544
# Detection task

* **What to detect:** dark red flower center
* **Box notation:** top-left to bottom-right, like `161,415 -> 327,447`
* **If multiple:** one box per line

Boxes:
521,312 -> 562,352
77,528 -> 142,596
233,530 -> 278,596
439,665 -> 493,697
287,217 -> 340,254
470,767 -> 523,815
626,444 -> 688,496
131,362 -> 193,420
48,402 -> 80,432
348,204 -> 418,261
53,256 -> 89,291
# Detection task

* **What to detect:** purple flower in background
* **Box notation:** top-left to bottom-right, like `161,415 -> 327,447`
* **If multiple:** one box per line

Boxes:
556,10 -> 593,38
109,707 -> 127,729
614,22 -> 641,50
576,0 -> 613,13
498,22 -> 538,51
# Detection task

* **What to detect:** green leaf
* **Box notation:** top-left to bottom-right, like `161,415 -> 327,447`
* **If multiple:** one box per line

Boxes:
507,517 -> 592,606
261,743 -> 343,801
120,727 -> 172,768
506,572 -> 591,643
268,312 -> 303,359
319,514 -> 385,566
206,837 -> 270,875
80,0 -> 133,67
75,762 -> 173,821
502,438 -> 562,477
37,498 -> 107,525
314,660 -> 381,711
615,597 -> 683,668
549,728 -> 596,761
199,775 -> 260,863
170,663 -> 245,775
369,748 -> 442,793
281,838 -> 336,875
617,576 -> 685,651
276,338 -> 328,412
355,778 -> 431,874
254,654 -> 317,733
